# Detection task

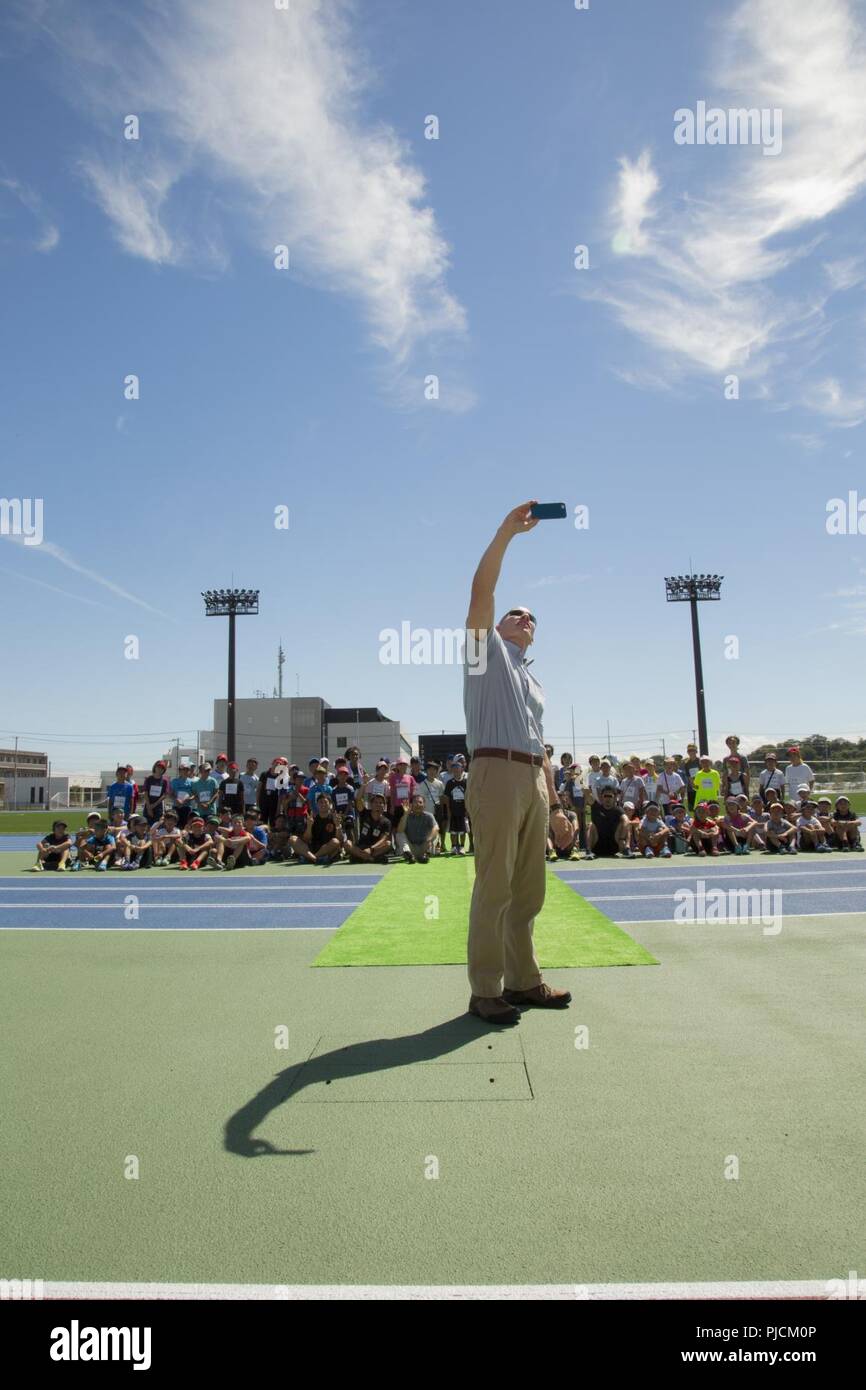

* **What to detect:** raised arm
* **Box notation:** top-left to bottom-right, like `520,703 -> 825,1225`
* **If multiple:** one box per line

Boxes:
466,501 -> 539,638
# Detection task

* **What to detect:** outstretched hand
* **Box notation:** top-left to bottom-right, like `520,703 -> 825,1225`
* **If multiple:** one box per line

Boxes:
500,501 -> 540,538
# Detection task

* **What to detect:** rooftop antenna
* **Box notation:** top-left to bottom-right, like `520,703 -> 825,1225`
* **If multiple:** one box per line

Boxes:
277,640 -> 285,699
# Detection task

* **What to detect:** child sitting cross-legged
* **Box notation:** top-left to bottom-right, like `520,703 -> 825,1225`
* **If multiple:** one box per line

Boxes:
638,801 -> 672,857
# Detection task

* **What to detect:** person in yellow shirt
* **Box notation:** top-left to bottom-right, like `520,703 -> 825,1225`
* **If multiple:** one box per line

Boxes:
691,755 -> 721,805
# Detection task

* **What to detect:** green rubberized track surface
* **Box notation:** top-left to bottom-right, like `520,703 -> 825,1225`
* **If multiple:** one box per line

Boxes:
2,910 -> 866,1287
312,857 -> 658,968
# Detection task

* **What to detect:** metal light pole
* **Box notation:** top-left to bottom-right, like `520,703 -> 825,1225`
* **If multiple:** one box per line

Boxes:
202,589 -> 260,763
664,574 -> 723,756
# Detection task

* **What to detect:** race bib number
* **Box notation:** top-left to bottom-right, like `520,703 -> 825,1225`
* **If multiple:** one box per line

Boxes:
225,783 -> 238,795
176,790 -> 190,803
149,785 -> 162,797
266,778 -> 277,791
113,796 -> 126,808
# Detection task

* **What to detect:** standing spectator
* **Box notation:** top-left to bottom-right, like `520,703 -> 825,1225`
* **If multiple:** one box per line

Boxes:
656,757 -> 685,812
619,761 -> 647,814
758,752 -> 785,805
586,754 -> 602,800
141,760 -> 170,826
691,756 -> 721,806
362,760 -> 391,810
302,758 -> 321,789
721,754 -> 748,802
258,758 -> 286,826
306,764 -> 335,816
346,746 -> 367,790
125,765 -> 139,815
681,744 -> 702,810
387,756 -> 416,849
442,760 -> 469,854
170,760 -> 195,828
420,758 -> 448,852
105,766 -> 136,821
281,772 -> 312,840
240,758 -> 260,811
592,758 -> 619,801
783,747 -> 814,803
330,766 -> 359,842
219,762 -> 246,815
211,754 -> 229,785
642,758 -> 659,803
560,763 -> 586,849
555,751 -> 574,790
724,736 -> 750,794
191,764 -> 219,820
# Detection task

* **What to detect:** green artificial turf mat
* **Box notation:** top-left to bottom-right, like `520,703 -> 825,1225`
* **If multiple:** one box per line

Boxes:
312,857 -> 657,968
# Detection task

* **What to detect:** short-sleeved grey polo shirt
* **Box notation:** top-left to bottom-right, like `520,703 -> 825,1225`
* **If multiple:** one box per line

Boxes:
463,627 -> 545,757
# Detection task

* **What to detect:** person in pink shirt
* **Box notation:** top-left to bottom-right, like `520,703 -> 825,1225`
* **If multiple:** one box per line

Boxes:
388,755 -> 416,854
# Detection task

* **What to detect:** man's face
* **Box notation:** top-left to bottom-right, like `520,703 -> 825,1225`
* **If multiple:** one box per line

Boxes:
370,796 -> 385,817
765,756 -> 777,768
601,791 -> 616,810
497,607 -> 536,650
411,796 -> 425,813
246,760 -> 258,772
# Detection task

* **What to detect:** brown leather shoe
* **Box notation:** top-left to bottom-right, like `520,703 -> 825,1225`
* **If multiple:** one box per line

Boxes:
468,994 -> 521,1025
502,983 -> 572,1009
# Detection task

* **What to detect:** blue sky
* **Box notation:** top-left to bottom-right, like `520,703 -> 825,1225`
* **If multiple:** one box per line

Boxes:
2,0 -> 866,773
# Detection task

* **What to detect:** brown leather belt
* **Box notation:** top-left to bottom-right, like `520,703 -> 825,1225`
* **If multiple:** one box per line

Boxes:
472,747 -> 544,767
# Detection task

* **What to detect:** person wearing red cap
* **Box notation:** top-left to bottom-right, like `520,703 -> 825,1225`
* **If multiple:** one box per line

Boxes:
218,762 -> 246,815
142,760 -> 170,827
212,754 -> 229,785
783,747 -> 814,803
258,757 -> 288,826
177,816 -> 214,871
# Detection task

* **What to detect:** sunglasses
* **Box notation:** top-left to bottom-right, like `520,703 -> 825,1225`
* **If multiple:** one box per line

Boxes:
506,609 -> 537,626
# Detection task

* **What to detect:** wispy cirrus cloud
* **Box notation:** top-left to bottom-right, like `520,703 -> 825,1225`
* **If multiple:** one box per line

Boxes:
527,572 -> 591,589
0,175 -> 59,253
596,0 -> 866,421
42,0 -> 466,369
2,533 -> 172,618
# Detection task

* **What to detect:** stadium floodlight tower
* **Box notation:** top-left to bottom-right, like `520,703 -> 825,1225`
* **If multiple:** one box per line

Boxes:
663,574 -> 723,757
201,588 -> 260,764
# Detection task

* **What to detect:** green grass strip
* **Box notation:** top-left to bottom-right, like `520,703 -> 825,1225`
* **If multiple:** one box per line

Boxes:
312,856 -> 657,968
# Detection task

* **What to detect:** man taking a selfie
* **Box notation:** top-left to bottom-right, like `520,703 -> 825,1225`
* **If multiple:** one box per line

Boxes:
463,501 -> 574,1025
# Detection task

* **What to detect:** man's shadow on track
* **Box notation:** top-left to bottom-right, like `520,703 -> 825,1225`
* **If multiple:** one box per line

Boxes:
224,1014 -> 499,1156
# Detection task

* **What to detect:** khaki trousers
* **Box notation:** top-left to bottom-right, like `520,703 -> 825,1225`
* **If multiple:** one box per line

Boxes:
465,756 -> 548,997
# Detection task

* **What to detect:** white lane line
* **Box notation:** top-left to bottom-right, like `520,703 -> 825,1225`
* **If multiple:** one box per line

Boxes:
557,866 -> 866,884
584,885 -> 866,902
40,1278 -> 833,1301
0,901 -> 363,910
619,911 -> 866,924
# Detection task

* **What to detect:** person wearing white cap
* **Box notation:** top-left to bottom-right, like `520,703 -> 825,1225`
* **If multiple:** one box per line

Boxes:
462,502 -> 573,1025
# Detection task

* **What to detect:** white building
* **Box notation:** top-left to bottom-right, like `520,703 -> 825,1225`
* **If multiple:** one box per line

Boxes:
198,697 -> 411,771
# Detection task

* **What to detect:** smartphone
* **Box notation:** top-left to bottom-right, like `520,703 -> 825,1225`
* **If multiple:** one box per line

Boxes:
530,502 -> 567,520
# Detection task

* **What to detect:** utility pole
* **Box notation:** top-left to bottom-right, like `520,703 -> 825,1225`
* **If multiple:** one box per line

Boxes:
277,641 -> 285,699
